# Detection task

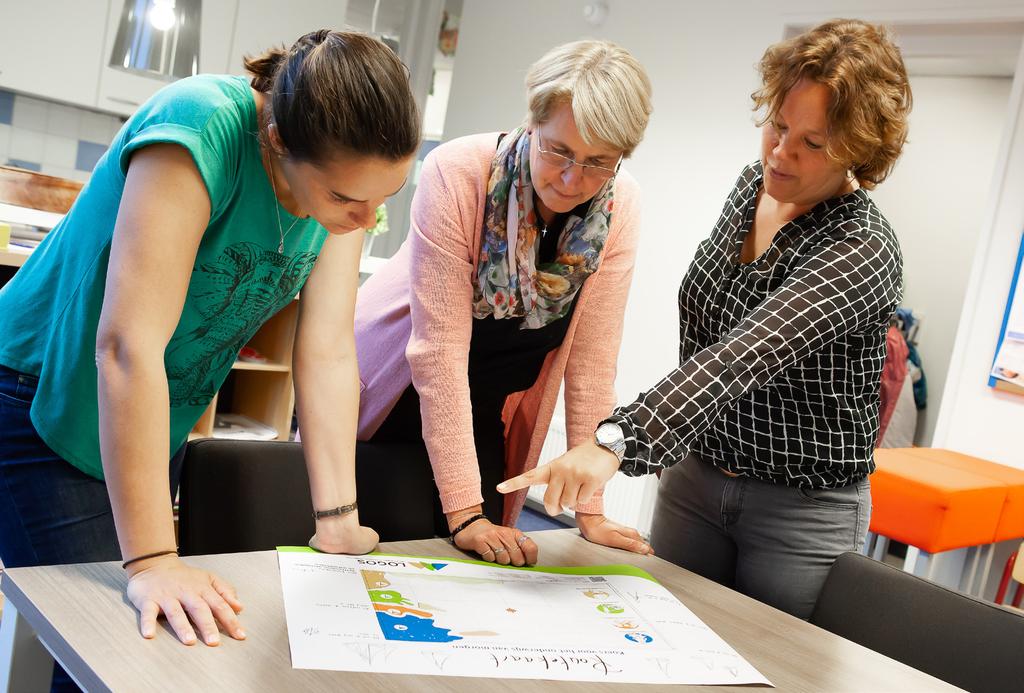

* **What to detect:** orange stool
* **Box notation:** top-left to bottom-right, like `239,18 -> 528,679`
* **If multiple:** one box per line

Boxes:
867,448 -> 1010,580
891,448 -> 1024,543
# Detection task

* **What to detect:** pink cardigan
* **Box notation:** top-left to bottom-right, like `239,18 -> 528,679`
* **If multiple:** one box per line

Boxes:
354,133 -> 641,525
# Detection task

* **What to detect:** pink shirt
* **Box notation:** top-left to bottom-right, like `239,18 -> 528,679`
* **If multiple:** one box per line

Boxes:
354,133 -> 641,525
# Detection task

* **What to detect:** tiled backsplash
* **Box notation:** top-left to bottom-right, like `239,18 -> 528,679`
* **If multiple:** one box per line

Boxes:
0,89 -> 124,183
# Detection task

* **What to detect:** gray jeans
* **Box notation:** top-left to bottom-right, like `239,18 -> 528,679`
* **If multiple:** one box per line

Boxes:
649,454 -> 871,620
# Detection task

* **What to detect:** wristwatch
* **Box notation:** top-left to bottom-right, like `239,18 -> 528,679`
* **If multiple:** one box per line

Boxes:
594,422 -> 626,463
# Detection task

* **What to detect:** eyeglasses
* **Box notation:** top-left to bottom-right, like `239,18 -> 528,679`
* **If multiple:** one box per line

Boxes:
534,133 -> 622,182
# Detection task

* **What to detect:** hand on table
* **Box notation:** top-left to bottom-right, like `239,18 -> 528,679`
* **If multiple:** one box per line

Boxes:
448,510 -> 538,566
125,555 -> 245,646
308,511 -> 379,555
576,512 -> 653,555
497,441 -> 620,515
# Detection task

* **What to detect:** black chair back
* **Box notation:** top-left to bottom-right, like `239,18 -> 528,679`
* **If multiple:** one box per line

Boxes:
811,551 -> 1024,693
178,438 -> 440,555
178,439 -> 314,556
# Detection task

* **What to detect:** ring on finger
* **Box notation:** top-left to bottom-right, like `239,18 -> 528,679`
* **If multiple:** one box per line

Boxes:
492,547 -> 507,555
481,547 -> 495,556
515,534 -> 529,546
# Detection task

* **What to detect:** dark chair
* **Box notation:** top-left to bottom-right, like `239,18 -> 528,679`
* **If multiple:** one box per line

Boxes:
178,438 -> 439,556
178,439 -> 314,556
811,551 -> 1024,693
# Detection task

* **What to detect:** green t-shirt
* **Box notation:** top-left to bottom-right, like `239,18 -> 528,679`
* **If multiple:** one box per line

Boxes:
0,74 -> 327,478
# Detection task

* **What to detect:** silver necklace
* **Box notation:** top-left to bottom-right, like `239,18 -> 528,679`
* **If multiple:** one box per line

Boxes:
266,153 -> 301,253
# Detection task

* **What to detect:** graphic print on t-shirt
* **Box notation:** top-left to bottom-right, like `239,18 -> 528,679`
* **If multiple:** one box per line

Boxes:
166,241 -> 316,406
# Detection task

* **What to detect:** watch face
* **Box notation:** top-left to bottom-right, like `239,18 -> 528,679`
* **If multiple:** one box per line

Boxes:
597,423 -> 620,445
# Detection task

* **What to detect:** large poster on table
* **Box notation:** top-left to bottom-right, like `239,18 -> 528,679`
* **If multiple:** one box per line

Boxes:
991,232 -> 1024,389
277,548 -> 771,686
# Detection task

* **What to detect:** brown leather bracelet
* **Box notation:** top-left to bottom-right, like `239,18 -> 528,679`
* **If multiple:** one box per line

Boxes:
122,549 -> 178,571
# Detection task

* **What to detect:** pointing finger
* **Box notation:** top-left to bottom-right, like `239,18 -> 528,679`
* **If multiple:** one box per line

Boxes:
497,465 -> 551,494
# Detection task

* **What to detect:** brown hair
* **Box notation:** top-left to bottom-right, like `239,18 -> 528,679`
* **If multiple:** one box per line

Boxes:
244,29 -> 420,163
752,19 -> 912,189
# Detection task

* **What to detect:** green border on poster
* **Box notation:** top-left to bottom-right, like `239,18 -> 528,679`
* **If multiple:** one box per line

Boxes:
277,546 -> 659,583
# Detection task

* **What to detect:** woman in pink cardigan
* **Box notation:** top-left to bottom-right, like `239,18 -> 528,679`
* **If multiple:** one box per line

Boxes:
352,40 -> 653,566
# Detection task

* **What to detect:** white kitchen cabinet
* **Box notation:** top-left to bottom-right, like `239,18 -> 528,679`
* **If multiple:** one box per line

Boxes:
0,1 -> 110,108
2,0 -> 355,118
225,0 -> 349,77
96,0 -> 239,116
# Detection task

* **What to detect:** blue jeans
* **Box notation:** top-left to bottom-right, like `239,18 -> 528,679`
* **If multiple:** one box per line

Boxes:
649,453 -> 871,620
0,365 -> 184,568
0,365 -> 184,692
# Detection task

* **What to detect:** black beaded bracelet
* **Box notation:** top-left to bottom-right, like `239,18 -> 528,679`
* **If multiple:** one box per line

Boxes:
448,513 -> 487,542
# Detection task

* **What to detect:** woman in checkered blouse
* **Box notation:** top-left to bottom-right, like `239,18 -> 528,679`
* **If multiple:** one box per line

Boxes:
501,19 -> 912,619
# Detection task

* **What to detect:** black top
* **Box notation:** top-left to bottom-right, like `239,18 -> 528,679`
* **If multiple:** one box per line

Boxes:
606,162 -> 903,488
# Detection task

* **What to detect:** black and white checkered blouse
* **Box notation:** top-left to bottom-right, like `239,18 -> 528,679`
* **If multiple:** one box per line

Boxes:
604,161 -> 903,488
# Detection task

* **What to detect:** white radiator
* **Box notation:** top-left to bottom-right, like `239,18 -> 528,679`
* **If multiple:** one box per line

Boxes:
528,417 -> 659,538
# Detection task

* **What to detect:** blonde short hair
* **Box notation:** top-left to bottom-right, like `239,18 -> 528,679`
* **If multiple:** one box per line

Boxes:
752,19 -> 912,189
526,40 -> 652,157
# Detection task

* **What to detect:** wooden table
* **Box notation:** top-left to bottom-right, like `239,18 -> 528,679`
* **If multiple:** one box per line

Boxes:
0,529 -> 958,692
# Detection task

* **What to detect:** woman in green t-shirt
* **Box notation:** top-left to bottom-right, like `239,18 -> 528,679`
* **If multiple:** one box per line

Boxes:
0,30 -> 418,649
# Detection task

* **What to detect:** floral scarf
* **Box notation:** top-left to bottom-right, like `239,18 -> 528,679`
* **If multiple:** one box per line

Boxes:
471,127 -> 615,329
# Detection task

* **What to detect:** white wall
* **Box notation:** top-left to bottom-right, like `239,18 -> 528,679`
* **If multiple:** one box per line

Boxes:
871,75 -> 1012,445
445,1 -> 1024,473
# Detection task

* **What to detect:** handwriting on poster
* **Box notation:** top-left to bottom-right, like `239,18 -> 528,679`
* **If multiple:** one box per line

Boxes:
488,651 -> 622,675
